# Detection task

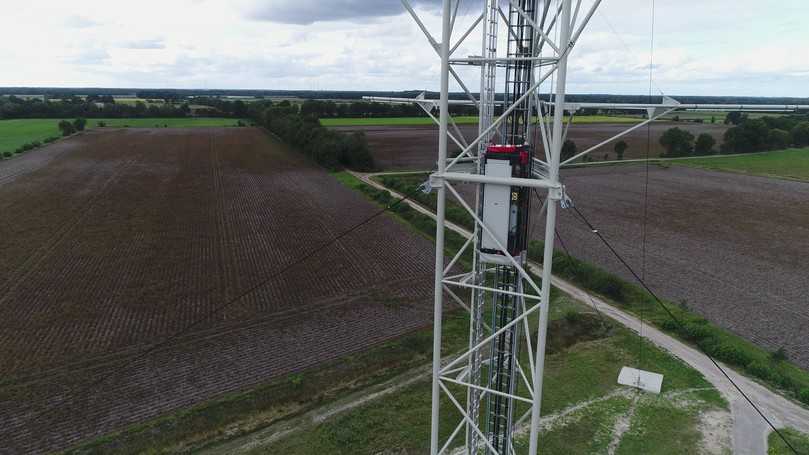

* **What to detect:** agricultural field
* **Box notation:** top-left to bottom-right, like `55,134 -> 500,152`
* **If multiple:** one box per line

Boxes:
0,127 -> 437,453
330,121 -> 729,169
320,114 -> 640,127
674,147 -> 809,181
538,164 -> 809,370
0,118 -> 242,155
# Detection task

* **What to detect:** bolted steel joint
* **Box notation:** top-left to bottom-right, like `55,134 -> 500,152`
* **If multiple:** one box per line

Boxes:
429,173 -> 445,189
548,185 -> 563,201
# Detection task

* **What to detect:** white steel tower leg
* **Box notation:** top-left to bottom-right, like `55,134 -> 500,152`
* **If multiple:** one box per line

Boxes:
430,0 -> 452,454
528,1 -> 571,455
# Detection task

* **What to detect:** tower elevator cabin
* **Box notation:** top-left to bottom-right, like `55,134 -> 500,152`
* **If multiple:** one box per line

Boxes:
474,0 -> 537,453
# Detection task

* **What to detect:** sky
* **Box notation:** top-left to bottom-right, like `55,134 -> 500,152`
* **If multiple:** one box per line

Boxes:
1,0 -> 807,97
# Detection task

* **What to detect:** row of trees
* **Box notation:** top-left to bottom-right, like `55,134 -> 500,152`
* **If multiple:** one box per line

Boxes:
721,116 -> 809,154
254,102 -> 375,171
299,99 -> 478,119
658,115 -> 809,157
658,128 -> 717,157
0,96 -> 191,119
0,95 -> 256,120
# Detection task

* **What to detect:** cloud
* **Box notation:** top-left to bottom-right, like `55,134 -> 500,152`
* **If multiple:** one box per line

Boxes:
120,39 -> 166,50
246,0 -> 442,24
64,15 -> 101,28
64,48 -> 110,65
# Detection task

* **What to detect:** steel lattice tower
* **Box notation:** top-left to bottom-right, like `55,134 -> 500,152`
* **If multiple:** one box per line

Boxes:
366,1 -> 809,452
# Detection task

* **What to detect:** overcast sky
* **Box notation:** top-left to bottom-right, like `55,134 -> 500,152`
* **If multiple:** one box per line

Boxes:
2,0 -> 807,97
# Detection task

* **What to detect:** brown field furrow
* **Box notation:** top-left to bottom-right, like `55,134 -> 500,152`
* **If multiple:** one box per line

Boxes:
0,127 -> 436,454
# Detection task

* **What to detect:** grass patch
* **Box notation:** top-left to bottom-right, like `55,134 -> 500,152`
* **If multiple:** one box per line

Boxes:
768,428 -> 809,455
0,118 -> 243,156
674,147 -> 809,181
320,115 -> 641,127
257,297 -> 723,454
0,119 -> 62,156
616,397 -> 703,454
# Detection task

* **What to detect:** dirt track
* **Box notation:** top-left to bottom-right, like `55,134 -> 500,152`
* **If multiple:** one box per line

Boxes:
333,121 -> 728,171
0,128 -> 436,454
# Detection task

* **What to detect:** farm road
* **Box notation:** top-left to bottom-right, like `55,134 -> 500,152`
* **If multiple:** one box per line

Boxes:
355,170 -> 809,455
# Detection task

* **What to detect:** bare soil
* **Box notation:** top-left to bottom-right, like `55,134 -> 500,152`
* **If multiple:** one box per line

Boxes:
0,128 -> 436,454
547,165 -> 809,369
333,121 -> 729,171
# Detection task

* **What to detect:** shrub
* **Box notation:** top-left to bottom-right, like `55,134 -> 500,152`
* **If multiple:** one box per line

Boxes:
709,343 -> 753,367
799,389 -> 809,405
31,140 -> 41,148
659,127 -> 695,157
2,151 -> 13,158
747,361 -> 774,381
771,347 -> 789,362
58,119 -> 76,136
791,122 -> 809,147
693,133 -> 716,155
73,117 -> 87,131
97,121 -> 107,127
767,129 -> 791,150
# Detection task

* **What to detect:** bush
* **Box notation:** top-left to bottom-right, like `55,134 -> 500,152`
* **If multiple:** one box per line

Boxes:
659,127 -> 695,157
747,361 -> 775,381
2,151 -> 13,158
693,133 -> 716,155
73,117 -> 87,131
771,347 -> 789,362
709,343 -> 753,367
58,119 -> 76,136
791,122 -> 809,147
800,389 -> 809,405
97,121 -> 107,127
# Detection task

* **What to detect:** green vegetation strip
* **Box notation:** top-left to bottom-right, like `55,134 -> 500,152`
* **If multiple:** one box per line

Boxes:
673,147 -> 809,182
0,118 -> 243,157
768,428 -> 809,454
320,115 -> 641,127
376,171 -> 809,407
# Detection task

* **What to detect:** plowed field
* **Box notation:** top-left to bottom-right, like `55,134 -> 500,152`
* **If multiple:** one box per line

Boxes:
0,128 -> 436,453
332,121 -> 729,171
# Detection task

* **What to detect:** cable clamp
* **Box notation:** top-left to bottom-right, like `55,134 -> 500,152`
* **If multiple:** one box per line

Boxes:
559,185 -> 574,209
426,173 -> 443,190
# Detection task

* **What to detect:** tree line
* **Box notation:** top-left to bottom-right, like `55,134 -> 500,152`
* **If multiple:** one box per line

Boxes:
0,95 -> 254,120
658,114 -> 809,157
252,101 -> 375,171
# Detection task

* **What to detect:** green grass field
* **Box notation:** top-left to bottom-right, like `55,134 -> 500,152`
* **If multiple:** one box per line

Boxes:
0,119 -> 62,155
320,115 -> 642,127
768,428 -> 809,454
674,148 -> 809,181
0,118 -> 242,156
